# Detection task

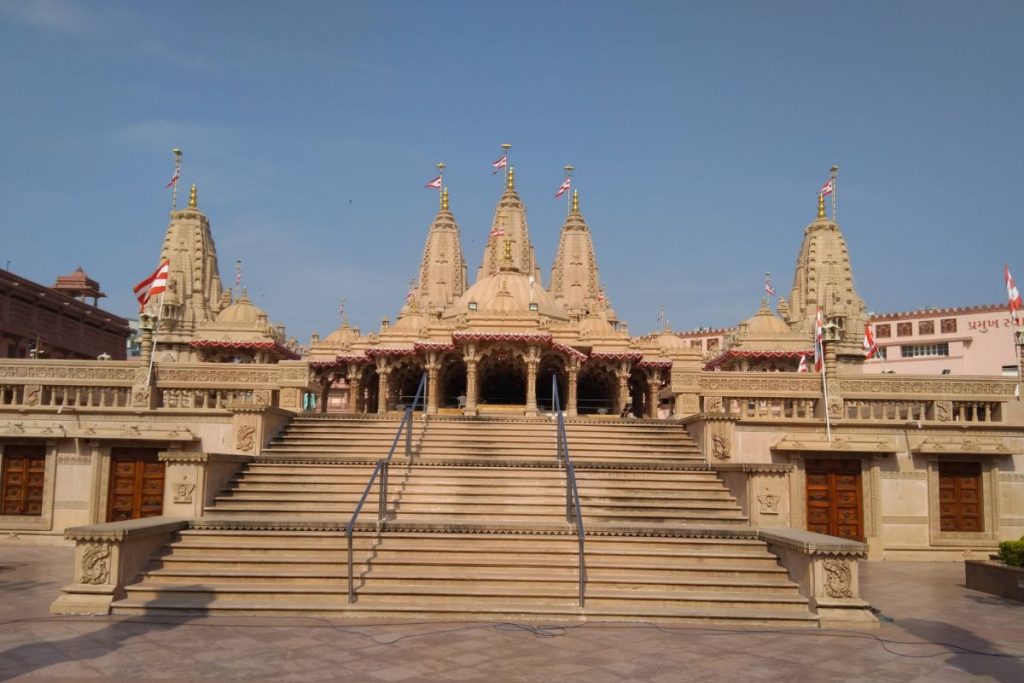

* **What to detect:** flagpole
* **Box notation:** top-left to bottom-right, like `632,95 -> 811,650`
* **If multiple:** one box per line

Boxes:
820,356 -> 832,442
564,165 -> 574,216
144,288 -> 167,388
436,161 -> 445,210
171,149 -> 182,211
501,143 -> 511,183
830,164 -> 839,223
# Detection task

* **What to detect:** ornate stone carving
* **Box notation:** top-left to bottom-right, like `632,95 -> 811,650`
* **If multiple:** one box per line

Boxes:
711,433 -> 730,460
705,396 -> 723,413
757,491 -> 780,514
823,558 -> 852,598
132,386 -> 150,408
6,422 -> 25,435
236,425 -> 256,453
935,400 -> 952,422
24,386 -> 40,406
173,476 -> 196,504
81,543 -> 111,585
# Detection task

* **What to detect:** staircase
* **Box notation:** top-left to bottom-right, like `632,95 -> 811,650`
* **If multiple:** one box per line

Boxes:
112,415 -> 817,626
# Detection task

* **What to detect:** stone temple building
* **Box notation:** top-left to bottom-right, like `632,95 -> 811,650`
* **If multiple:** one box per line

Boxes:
0,162 -> 1021,628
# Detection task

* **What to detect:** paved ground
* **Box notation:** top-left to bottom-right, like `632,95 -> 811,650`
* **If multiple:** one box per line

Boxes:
0,545 -> 1022,682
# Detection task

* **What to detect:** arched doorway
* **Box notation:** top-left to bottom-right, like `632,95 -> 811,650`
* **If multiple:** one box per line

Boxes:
388,358 -> 426,410
536,354 -> 567,412
439,353 -> 467,409
478,346 -> 526,406
359,366 -> 379,414
629,368 -> 651,418
577,364 -> 617,415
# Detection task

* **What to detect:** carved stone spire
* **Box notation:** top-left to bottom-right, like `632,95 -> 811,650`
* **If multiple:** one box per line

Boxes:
785,199 -> 868,362
549,189 -> 609,317
477,165 -> 541,284
409,188 -> 467,316
150,192 -> 225,359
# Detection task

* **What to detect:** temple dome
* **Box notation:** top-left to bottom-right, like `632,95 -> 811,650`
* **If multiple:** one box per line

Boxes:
657,328 -> 687,350
323,320 -> 360,345
215,291 -> 267,324
579,312 -> 614,335
447,270 -> 567,320
744,301 -> 790,336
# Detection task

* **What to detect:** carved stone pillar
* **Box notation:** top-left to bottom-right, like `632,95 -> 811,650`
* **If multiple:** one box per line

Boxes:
426,353 -> 440,415
824,345 -> 843,420
567,359 -> 579,418
346,366 -> 361,413
616,362 -> 630,416
139,324 -> 153,367
525,347 -> 539,417
376,359 -> 390,414
464,344 -> 478,416
646,371 -> 660,419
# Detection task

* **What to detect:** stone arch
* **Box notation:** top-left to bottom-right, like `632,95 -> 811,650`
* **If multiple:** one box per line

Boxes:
536,353 -> 567,411
439,353 -> 467,408
478,344 -> 527,406
359,365 -> 379,414
388,357 -> 426,410
628,368 -> 652,418
577,363 -> 617,415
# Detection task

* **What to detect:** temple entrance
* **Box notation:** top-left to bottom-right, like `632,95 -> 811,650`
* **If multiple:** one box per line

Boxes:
388,359 -> 425,410
806,458 -> 864,541
359,367 -> 379,414
107,448 -> 164,522
536,355 -> 567,411
478,349 -> 526,406
577,365 -> 616,415
629,369 -> 652,418
439,354 -> 467,409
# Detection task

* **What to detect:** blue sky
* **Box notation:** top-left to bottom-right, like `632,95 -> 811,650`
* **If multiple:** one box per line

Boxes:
1,0 -> 1022,343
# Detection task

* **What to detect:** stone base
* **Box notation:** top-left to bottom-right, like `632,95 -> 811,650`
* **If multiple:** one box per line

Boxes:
965,560 -> 1024,602
50,585 -> 114,615
813,598 -> 880,630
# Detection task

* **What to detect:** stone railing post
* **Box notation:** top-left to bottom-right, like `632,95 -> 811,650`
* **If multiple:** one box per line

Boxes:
567,359 -> 579,418
464,344 -> 478,416
426,354 -> 440,415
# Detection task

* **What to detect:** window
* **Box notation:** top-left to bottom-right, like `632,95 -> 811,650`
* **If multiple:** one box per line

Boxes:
938,462 -> 983,532
707,338 -> 720,351
897,322 -> 913,337
900,342 -> 949,358
918,320 -> 935,335
1003,365 -> 1018,377
690,340 -> 702,349
875,324 -> 891,339
1,445 -> 46,516
940,318 -> 957,333
873,346 -> 888,360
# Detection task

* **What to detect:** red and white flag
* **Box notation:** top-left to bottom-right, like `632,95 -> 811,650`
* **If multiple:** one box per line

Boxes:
764,282 -> 776,297
164,167 -> 181,190
813,307 -> 825,372
489,225 -> 505,238
818,177 -> 834,197
1006,264 -> 1022,317
863,323 -> 878,359
797,354 -> 808,373
491,154 -> 508,174
554,176 -> 571,198
133,260 -> 170,308
424,175 -> 442,189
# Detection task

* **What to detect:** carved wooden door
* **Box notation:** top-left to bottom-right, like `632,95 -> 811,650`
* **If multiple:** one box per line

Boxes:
806,458 -> 863,541
107,448 -> 164,522
938,461 -> 983,532
1,445 -> 46,515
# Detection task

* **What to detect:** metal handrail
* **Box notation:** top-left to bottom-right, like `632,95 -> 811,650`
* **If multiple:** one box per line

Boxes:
345,372 -> 427,603
551,375 -> 586,607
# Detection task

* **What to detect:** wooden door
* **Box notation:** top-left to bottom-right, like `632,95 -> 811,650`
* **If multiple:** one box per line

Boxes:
107,448 -> 165,522
1,445 -> 46,515
939,461 -> 983,532
806,458 -> 863,541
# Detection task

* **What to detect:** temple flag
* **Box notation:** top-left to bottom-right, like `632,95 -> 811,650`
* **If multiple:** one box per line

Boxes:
764,282 -> 776,296
813,307 -> 825,372
863,323 -> 878,359
133,260 -> 170,308
164,167 -> 180,189
554,176 -> 571,198
489,225 -> 505,238
819,177 -> 834,197
797,354 -> 808,373
1006,264 -> 1022,316
491,154 -> 508,174
424,175 -> 442,189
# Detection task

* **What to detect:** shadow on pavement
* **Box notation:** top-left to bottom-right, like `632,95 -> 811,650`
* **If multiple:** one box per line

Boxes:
896,618 -> 1024,681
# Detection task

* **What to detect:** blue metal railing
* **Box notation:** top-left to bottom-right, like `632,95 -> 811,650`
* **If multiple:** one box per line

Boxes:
345,372 -> 427,603
551,374 -> 586,607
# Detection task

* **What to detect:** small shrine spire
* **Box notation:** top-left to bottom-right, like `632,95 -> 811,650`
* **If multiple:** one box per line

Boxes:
817,193 -> 826,219
189,184 -> 198,208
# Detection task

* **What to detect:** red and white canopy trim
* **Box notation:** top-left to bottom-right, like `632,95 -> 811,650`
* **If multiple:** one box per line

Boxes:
452,331 -> 553,344
366,347 -> 418,357
308,358 -> 346,369
636,359 -> 673,370
703,349 -> 812,372
550,341 -> 588,362
189,340 -> 301,360
588,350 -> 643,362
413,341 -> 457,353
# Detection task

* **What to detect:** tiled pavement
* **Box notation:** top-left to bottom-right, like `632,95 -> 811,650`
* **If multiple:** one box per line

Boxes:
1,544 -> 1022,682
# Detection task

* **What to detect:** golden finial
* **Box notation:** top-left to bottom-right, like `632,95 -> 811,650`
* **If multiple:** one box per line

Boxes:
507,165 -> 515,191
189,184 -> 198,208
503,240 -> 513,261
441,187 -> 449,211
571,189 -> 580,214
817,192 -> 825,219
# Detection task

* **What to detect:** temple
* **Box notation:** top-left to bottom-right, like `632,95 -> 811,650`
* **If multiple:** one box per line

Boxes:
0,157 -> 1021,627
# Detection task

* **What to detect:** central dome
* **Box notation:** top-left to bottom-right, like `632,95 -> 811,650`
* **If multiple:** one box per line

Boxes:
445,270 -> 567,320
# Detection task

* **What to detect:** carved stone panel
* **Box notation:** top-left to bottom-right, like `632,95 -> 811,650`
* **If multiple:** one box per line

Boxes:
823,558 -> 852,598
80,543 -> 111,585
